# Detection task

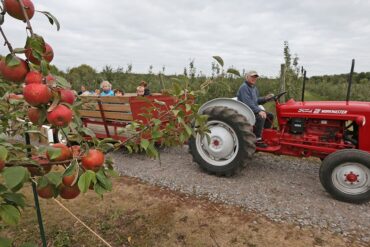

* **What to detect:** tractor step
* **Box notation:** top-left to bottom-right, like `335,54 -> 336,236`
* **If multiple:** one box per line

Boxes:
256,145 -> 281,152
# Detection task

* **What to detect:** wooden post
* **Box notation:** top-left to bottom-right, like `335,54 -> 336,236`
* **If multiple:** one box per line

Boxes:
280,64 -> 286,102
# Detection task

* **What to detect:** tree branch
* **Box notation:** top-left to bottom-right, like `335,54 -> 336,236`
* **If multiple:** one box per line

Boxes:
18,0 -> 34,36
0,26 -> 13,53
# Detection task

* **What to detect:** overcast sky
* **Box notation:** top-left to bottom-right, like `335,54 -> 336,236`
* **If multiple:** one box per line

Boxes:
2,0 -> 370,77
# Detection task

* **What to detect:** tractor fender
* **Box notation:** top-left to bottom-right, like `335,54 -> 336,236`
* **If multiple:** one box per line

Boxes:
198,98 -> 256,125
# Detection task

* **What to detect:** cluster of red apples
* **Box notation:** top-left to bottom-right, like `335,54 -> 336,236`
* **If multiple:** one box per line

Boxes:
0,0 -> 107,200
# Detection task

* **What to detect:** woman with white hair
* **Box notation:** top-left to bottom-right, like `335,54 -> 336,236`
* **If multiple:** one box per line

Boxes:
100,81 -> 114,96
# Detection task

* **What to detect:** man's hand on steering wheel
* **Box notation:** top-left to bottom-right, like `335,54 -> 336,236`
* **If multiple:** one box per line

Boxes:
272,91 -> 287,101
264,93 -> 275,102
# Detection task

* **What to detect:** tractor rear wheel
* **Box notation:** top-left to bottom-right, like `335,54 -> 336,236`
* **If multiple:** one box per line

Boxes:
319,149 -> 370,203
53,129 -> 68,144
189,106 -> 256,176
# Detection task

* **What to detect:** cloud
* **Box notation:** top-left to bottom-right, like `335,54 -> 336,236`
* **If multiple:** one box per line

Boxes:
1,0 -> 369,76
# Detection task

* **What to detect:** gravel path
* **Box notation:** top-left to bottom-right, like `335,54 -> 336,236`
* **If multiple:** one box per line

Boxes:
111,146 -> 370,243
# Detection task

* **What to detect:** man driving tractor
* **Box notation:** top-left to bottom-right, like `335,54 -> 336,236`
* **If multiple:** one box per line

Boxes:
236,70 -> 274,147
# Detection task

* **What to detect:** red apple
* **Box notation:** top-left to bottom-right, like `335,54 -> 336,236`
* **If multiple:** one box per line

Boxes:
23,83 -> 52,106
62,174 -> 77,187
46,143 -> 72,161
37,184 -> 54,199
25,71 -> 43,84
4,0 -> 35,21
45,74 -> 55,86
60,89 -> 76,105
47,105 -> 73,127
0,57 -> 29,82
27,107 -> 43,125
59,184 -> 80,199
26,42 -> 54,65
81,149 -> 105,171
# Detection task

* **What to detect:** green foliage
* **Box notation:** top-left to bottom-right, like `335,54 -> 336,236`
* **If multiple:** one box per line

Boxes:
3,167 -> 29,191
282,41 -> 302,100
307,72 -> 370,101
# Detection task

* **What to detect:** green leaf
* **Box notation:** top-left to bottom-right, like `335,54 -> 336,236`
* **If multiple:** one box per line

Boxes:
147,144 -> 159,159
172,110 -> 180,116
78,170 -> 96,193
213,56 -> 224,67
54,76 -> 71,89
96,170 -> 112,191
25,35 -> 45,55
185,104 -> 191,112
184,124 -> 192,136
0,146 -> 8,161
0,205 -> 20,225
40,59 -> 49,76
140,139 -> 150,151
37,176 -> 49,188
5,54 -> 20,67
93,183 -> 107,196
152,130 -> 163,139
37,11 -> 60,31
104,169 -> 119,177
98,143 -> 114,153
46,147 -> 62,160
226,68 -> 241,77
81,127 -> 96,137
63,159 -> 78,177
125,145 -> 133,154
3,193 -> 26,208
152,119 -> 161,126
0,184 -> 7,193
3,167 -> 28,190
45,172 -> 63,186
0,237 -> 12,247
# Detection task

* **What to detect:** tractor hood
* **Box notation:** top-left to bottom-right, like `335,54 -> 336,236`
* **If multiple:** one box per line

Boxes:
277,99 -> 370,125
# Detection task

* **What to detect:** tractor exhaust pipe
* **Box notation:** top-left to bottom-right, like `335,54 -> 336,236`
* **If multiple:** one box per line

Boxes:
346,59 -> 355,102
301,69 -> 307,102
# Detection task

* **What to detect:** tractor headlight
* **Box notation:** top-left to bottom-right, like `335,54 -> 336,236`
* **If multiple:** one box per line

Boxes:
356,116 -> 366,127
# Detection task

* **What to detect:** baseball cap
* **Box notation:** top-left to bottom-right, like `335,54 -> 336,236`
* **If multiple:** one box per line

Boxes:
246,70 -> 259,77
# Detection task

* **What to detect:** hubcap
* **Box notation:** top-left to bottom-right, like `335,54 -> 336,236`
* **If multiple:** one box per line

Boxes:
57,130 -> 68,145
332,162 -> 370,195
195,120 -> 239,167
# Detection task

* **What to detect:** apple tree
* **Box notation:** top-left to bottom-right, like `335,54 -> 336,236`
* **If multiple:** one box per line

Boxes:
0,0 -> 206,246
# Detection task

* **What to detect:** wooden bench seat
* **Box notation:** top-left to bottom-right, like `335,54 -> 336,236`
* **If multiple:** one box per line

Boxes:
80,95 -> 133,121
79,93 -> 178,141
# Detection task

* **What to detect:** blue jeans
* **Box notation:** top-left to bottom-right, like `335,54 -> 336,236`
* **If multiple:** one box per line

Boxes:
254,112 -> 274,139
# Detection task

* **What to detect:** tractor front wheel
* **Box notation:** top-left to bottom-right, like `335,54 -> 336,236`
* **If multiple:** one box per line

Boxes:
319,149 -> 370,203
189,106 -> 256,176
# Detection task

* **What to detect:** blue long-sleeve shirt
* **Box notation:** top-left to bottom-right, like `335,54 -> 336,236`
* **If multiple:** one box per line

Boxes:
236,81 -> 267,114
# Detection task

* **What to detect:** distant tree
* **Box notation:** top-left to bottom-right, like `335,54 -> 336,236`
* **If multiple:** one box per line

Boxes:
116,66 -> 124,73
189,59 -> 196,83
148,65 -> 153,74
283,41 -> 301,100
102,65 -> 114,82
126,63 -> 133,73
66,64 -> 97,90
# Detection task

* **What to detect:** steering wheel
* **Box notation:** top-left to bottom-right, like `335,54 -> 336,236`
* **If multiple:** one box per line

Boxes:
273,91 -> 287,101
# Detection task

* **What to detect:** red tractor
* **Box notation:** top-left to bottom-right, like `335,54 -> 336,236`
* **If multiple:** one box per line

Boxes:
189,60 -> 370,203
